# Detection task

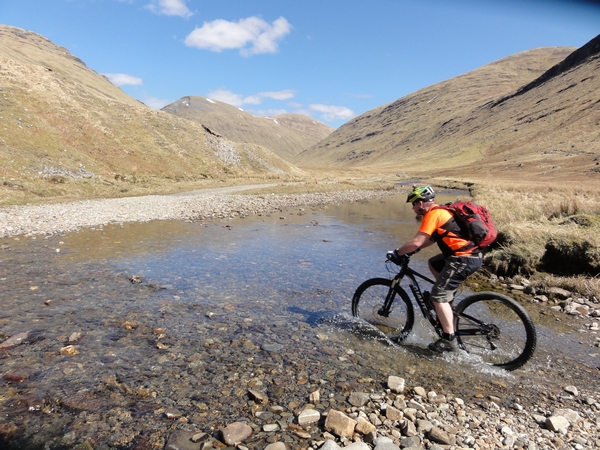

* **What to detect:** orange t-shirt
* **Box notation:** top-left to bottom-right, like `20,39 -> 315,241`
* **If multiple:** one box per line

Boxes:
418,207 -> 475,257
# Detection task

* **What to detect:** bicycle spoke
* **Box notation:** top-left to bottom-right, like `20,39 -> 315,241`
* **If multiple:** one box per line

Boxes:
352,278 -> 414,340
454,292 -> 536,370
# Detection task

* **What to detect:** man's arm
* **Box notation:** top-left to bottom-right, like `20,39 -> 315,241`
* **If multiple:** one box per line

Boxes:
396,232 -> 432,255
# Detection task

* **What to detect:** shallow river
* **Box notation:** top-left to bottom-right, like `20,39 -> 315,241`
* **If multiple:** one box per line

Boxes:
0,192 -> 598,449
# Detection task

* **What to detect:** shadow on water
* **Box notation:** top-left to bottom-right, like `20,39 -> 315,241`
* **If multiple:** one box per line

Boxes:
0,192 -> 598,448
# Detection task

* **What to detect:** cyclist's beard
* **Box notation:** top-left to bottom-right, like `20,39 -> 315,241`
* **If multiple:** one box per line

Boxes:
415,208 -> 426,221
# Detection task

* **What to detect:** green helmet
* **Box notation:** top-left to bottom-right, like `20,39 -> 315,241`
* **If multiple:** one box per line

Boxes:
406,185 -> 435,203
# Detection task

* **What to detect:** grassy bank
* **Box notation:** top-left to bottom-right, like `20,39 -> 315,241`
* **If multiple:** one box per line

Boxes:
434,178 -> 600,299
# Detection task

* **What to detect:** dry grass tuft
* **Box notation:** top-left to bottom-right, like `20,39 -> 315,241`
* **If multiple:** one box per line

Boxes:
458,180 -> 600,297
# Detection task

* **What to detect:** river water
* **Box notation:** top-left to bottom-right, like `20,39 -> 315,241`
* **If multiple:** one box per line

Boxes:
0,192 -> 598,449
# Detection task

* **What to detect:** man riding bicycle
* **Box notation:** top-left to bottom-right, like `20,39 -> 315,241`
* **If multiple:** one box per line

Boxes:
389,185 -> 483,353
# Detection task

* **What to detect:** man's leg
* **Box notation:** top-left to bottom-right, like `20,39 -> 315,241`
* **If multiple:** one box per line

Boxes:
433,301 -> 454,334
428,255 -> 483,353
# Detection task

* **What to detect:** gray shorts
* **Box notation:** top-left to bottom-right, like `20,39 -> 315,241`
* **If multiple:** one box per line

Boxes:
429,254 -> 483,303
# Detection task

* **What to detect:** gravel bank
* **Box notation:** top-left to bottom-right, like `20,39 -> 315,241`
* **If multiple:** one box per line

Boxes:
0,187 -> 396,238
186,377 -> 600,450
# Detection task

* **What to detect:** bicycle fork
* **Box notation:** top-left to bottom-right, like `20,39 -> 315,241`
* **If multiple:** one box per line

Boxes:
378,278 -> 400,317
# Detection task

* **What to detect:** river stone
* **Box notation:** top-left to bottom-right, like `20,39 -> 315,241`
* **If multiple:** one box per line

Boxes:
165,408 -> 182,420
548,287 -> 571,299
324,409 -> 357,438
503,434 -> 516,447
344,442 -> 370,450
67,332 -> 83,343
546,416 -> 570,433
373,441 -> 399,450
0,331 -> 31,349
407,400 -> 427,413
2,371 -> 30,382
416,419 -> 434,432
532,414 -> 547,425
219,422 -> 253,445
248,389 -> 268,404
387,376 -> 405,393
165,430 -> 200,450
385,405 -> 403,421
298,408 -> 320,425
553,408 -> 580,423
400,419 -> 417,437
264,443 -> 290,450
372,436 -> 393,446
563,385 -> 579,396
319,440 -> 341,450
292,429 -> 312,439
413,386 -> 426,397
355,416 -> 376,435
262,343 -> 284,352
348,392 -> 370,407
428,427 -> 452,445
400,435 -> 421,448
393,397 -> 407,409
309,390 -> 320,403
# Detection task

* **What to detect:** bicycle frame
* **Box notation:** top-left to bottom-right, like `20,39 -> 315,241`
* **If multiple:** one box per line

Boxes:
385,258 -> 503,343
384,259 -> 444,335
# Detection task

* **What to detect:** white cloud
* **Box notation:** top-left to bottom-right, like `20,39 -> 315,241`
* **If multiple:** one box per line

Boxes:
185,16 -> 291,55
260,90 -> 295,101
208,89 -> 295,107
143,96 -> 171,109
253,109 -> 289,116
146,0 -> 193,18
207,89 -> 244,107
104,73 -> 143,87
309,104 -> 355,121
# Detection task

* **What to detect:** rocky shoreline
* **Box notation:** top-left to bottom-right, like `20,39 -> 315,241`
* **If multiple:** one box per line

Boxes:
160,375 -> 599,450
0,187 -> 396,238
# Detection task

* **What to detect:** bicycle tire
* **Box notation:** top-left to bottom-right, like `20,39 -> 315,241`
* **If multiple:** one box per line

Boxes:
453,292 -> 537,371
351,278 -> 415,341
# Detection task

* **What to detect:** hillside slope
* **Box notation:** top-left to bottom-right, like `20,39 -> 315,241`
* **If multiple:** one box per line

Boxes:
162,96 -> 334,160
294,45 -> 588,180
0,25 -> 302,205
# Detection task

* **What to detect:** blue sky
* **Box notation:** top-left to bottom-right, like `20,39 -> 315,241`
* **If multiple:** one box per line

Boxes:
1,0 -> 599,128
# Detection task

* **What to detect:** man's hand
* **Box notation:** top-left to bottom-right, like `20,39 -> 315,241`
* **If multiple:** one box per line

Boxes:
386,250 -> 404,265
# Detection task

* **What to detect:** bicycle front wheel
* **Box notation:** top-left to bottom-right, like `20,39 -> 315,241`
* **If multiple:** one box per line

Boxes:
454,292 -> 537,371
351,278 -> 414,341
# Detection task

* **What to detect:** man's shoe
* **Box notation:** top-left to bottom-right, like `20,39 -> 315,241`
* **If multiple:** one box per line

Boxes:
428,337 -> 458,353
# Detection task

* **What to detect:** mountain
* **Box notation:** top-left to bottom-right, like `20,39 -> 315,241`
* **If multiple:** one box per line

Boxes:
162,96 -> 334,160
294,42 -> 600,181
0,25 -> 302,205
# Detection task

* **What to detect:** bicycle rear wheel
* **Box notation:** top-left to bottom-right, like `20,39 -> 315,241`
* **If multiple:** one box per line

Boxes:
351,278 -> 414,341
454,292 -> 536,371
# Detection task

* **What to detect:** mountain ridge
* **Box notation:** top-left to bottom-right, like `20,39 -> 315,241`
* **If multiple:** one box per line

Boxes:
162,96 -> 333,160
293,43 -> 600,182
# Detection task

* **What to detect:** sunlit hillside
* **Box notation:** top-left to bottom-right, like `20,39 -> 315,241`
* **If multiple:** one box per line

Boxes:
294,41 -> 600,182
0,25 -> 304,205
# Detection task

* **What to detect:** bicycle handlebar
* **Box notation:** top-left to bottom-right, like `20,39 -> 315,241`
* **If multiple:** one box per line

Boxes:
386,248 -> 420,265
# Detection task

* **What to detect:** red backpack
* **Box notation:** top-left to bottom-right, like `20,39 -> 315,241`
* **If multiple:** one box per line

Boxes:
435,201 -> 498,249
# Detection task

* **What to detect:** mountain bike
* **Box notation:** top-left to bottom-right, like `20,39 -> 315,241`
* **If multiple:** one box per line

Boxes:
351,252 -> 537,371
